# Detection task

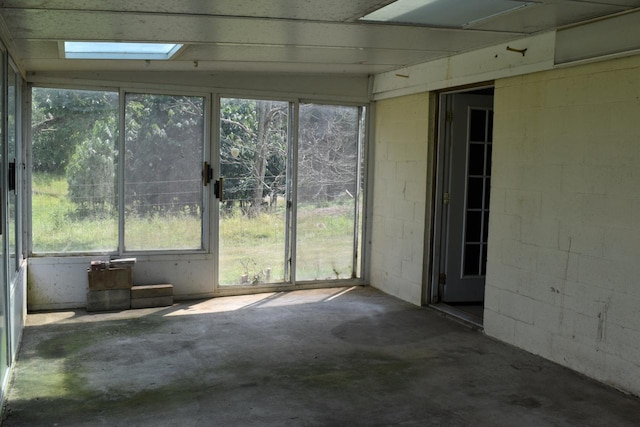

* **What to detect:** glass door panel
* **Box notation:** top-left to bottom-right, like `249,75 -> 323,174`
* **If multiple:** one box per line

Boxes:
296,104 -> 362,281
219,98 -> 289,286
7,67 -> 17,283
124,93 -> 205,251
0,50 -> 7,384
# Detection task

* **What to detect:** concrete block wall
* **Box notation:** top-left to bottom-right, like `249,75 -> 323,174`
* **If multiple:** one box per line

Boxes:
370,93 -> 431,305
486,55 -> 640,395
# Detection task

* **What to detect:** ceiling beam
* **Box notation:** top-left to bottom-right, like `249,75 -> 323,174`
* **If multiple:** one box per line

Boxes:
4,9 -> 525,53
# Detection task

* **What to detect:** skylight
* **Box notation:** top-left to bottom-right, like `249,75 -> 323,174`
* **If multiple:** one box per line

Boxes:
64,42 -> 183,60
360,0 -> 533,28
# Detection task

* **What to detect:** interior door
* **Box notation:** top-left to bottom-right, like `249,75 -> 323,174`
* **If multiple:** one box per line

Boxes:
441,93 -> 493,303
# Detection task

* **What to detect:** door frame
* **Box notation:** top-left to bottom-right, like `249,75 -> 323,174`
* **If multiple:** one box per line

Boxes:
213,97 -> 370,292
428,85 -> 495,317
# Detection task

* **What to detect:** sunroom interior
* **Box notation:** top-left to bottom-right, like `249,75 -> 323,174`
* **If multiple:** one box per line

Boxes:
0,0 -> 640,410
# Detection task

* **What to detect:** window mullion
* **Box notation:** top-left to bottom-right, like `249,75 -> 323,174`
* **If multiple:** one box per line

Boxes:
117,89 -> 126,255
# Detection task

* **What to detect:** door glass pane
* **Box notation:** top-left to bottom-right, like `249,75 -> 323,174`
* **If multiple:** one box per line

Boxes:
124,93 -> 205,251
31,88 -> 118,253
0,51 -> 7,383
8,68 -> 17,282
465,211 -> 482,243
466,177 -> 484,209
464,244 -> 481,276
468,143 -> 484,176
469,109 -> 486,142
462,107 -> 492,278
219,98 -> 289,286
297,104 -> 361,281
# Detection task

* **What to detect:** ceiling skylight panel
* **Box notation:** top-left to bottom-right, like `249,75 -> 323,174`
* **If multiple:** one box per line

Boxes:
360,0 -> 534,28
64,42 -> 183,60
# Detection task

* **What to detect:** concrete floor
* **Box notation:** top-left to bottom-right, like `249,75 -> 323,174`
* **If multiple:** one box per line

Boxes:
3,286 -> 639,426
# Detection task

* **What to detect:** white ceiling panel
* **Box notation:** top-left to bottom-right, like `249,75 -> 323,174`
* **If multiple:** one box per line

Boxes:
21,58 -> 395,75
361,0 -> 535,27
178,44 -> 450,67
2,0 -> 639,75
0,0 -> 392,22
471,0 -> 635,32
3,9 -> 522,51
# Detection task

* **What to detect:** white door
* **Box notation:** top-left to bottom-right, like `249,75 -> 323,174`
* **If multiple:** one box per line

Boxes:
441,93 -> 493,303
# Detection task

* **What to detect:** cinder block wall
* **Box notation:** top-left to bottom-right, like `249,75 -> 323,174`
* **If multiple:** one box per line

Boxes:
370,93 -> 431,305
485,55 -> 640,395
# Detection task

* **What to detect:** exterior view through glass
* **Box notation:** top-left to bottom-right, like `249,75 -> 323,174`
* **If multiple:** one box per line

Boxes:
219,98 -> 289,285
124,93 -> 205,251
296,103 -> 363,281
219,100 -> 365,285
31,88 -> 119,253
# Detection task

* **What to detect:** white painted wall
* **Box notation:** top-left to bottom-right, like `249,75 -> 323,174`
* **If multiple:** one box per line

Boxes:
372,31 -> 556,101
369,93 -> 432,305
28,255 -> 215,311
485,54 -> 640,396
10,262 -> 26,361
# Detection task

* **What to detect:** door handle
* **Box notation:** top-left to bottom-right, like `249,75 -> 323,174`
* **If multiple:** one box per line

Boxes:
202,162 -> 213,186
8,161 -> 16,192
214,177 -> 224,202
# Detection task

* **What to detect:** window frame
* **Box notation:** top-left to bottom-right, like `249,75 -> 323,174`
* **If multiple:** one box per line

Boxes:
26,82 -> 371,290
213,94 -> 369,288
120,88 -> 211,255
28,84 -> 211,257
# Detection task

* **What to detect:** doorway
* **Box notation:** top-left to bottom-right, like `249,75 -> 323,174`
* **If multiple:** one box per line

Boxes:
217,98 -> 366,288
432,88 -> 494,325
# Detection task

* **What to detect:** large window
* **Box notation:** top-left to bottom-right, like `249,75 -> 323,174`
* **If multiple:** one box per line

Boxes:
31,88 -> 206,254
31,88 -> 119,253
30,87 -> 367,286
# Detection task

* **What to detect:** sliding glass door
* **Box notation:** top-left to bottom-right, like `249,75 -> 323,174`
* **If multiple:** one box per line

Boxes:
218,98 -> 290,286
217,99 -> 365,287
295,103 -> 364,281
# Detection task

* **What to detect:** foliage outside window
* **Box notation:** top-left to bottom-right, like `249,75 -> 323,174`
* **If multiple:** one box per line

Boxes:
296,104 -> 363,281
31,88 -> 119,253
219,98 -> 289,285
31,88 -> 206,253
219,99 -> 365,285
124,93 -> 205,251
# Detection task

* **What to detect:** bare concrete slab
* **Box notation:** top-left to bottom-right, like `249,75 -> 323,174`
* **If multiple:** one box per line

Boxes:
4,286 -> 639,426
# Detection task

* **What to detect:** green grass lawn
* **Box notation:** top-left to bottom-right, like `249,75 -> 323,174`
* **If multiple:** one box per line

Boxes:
32,174 -> 361,284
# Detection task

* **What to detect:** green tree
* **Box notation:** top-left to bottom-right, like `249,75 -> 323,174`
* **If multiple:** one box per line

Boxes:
124,93 -> 204,216
298,105 -> 361,203
32,88 -> 118,174
220,99 -> 288,217
65,119 -> 116,216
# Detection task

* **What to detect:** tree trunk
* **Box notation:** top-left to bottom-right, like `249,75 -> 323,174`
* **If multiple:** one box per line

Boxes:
249,101 -> 271,217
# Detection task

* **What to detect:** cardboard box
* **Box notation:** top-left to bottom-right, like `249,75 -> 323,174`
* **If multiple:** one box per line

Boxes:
88,268 -> 132,291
